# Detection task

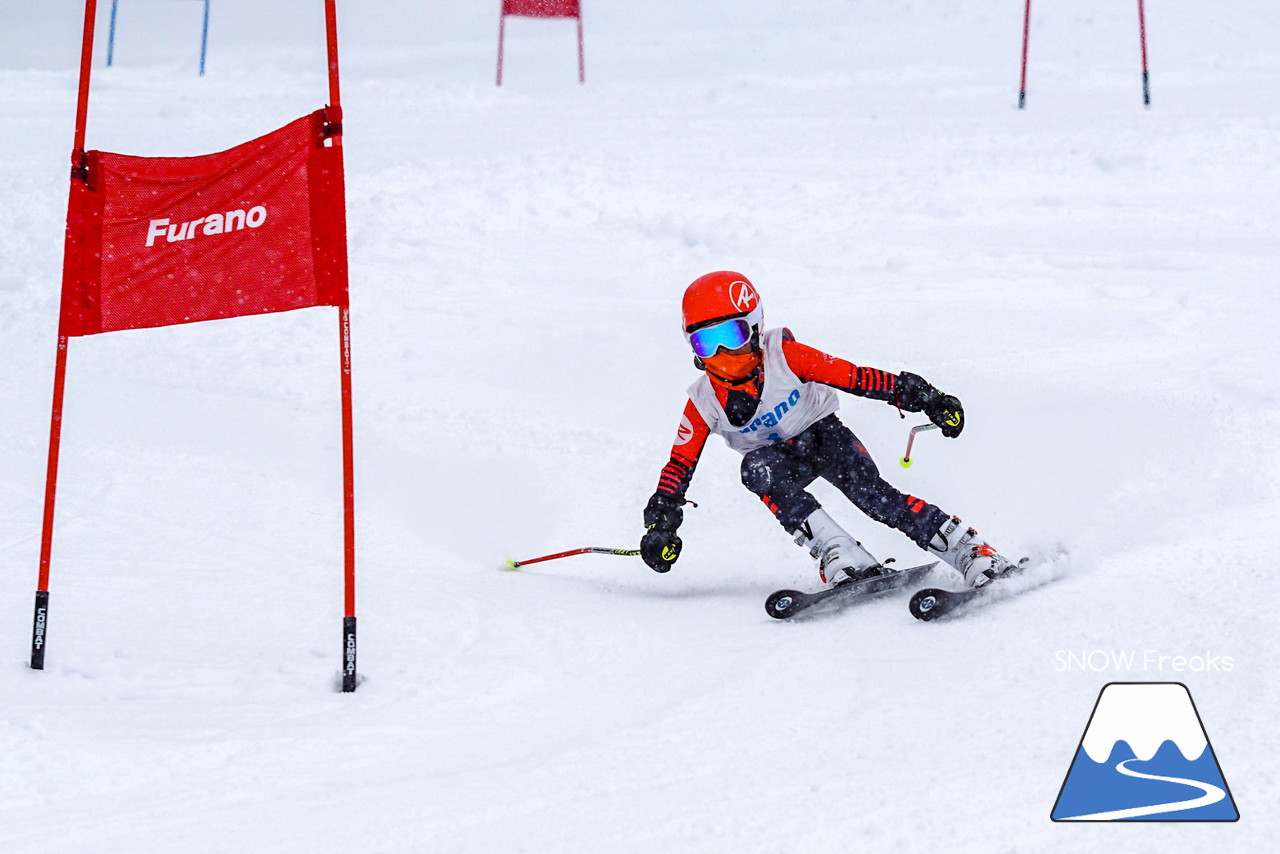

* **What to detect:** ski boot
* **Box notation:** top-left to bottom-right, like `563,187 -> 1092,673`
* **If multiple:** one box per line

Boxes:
926,515 -> 1018,588
793,508 -> 885,586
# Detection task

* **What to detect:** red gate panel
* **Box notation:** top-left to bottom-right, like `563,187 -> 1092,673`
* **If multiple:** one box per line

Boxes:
503,0 -> 580,16
60,108 -> 348,337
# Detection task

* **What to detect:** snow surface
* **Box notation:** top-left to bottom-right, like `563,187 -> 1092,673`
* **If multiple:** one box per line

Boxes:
1,0 -> 1277,851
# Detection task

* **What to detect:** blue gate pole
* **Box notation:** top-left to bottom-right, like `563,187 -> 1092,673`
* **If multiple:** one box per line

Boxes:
107,0 -> 119,66
199,0 -> 210,75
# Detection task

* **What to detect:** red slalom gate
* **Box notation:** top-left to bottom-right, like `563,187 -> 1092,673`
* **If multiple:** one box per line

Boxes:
1018,0 -> 1032,109
1138,0 -> 1150,106
32,0 -> 361,693
1018,0 -> 1152,108
497,0 -> 584,86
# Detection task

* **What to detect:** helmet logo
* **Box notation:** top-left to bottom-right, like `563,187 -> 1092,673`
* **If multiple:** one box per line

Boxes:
729,281 -> 757,312
676,416 -> 694,445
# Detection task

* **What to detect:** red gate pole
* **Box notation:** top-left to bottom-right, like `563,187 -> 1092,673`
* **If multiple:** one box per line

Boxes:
32,0 -> 100,671
1137,0 -> 1150,106
576,13 -> 584,84
326,0 -> 342,113
32,337 -> 69,669
325,0 -> 358,693
1018,0 -> 1032,108
339,305 -> 356,692
496,11 -> 506,86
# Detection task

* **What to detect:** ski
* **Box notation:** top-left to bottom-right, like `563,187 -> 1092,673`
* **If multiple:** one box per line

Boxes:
908,586 -> 985,621
909,557 -> 1033,621
766,561 -> 939,620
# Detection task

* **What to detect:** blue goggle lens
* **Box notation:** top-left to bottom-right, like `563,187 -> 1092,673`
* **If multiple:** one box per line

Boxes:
689,319 -> 752,359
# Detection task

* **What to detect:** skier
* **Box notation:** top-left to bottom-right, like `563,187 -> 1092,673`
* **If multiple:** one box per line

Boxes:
640,271 -> 1018,588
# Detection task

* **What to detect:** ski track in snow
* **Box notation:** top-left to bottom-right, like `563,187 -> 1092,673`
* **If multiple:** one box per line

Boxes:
1,1 -> 1278,852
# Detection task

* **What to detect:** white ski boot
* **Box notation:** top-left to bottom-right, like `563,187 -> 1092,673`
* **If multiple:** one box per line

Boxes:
793,508 -> 884,586
926,515 -> 1017,588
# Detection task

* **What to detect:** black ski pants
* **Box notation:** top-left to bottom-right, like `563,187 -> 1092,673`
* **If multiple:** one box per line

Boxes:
739,414 -> 948,549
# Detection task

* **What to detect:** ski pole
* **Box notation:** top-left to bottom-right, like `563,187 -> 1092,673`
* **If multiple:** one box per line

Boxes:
899,423 -> 939,468
504,547 -> 640,570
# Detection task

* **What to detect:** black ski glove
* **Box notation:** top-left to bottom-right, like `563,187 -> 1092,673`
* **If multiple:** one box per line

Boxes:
641,529 -> 681,572
925,393 -> 964,438
641,492 -> 683,572
896,371 -> 964,438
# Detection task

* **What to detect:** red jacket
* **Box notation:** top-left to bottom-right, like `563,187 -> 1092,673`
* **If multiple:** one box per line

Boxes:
656,337 -> 898,501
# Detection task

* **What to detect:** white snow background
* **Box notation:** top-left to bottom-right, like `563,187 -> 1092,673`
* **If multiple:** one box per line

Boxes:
1,1 -> 1277,851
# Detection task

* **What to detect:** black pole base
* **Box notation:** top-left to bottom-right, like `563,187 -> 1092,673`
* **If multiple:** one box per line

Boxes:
341,616 -> 357,692
1142,71 -> 1151,106
30,590 -> 50,670
1018,90 -> 1026,109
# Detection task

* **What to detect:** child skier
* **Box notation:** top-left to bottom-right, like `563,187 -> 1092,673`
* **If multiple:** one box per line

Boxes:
640,271 -> 1018,588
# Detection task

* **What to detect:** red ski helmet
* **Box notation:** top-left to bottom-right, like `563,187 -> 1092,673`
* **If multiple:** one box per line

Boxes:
681,271 -> 763,337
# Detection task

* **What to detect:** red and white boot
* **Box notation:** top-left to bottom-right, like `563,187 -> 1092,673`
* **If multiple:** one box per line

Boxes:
927,516 -> 1018,588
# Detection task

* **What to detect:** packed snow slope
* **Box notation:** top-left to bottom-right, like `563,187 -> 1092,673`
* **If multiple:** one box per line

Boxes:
2,1 -> 1277,851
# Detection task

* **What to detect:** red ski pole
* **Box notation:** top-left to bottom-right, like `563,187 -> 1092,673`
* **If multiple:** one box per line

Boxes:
899,423 -> 939,469
504,547 -> 640,570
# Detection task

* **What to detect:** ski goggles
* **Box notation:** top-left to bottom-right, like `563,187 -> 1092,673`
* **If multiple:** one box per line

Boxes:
687,318 -> 752,359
